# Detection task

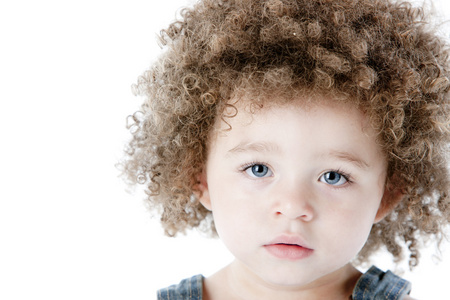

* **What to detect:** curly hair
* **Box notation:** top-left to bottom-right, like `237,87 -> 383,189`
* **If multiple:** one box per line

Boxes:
121,0 -> 450,268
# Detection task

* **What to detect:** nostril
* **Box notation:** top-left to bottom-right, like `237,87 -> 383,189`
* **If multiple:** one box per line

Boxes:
275,209 -> 313,221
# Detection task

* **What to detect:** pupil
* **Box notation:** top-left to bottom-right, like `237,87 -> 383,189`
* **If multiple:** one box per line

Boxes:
327,172 -> 340,183
252,165 -> 267,177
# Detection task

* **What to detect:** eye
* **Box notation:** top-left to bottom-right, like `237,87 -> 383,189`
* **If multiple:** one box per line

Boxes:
245,164 -> 272,178
320,171 -> 348,186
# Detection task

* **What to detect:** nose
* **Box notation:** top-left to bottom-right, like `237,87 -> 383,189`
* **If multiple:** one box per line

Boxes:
273,180 -> 314,222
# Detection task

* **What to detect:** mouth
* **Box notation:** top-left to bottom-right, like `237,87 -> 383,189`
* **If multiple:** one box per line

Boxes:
264,236 -> 313,260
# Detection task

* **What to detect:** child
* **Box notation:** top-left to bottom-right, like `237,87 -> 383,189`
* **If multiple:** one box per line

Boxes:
122,0 -> 450,298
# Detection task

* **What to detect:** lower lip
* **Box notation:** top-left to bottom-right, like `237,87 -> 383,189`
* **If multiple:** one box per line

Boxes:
264,244 -> 313,260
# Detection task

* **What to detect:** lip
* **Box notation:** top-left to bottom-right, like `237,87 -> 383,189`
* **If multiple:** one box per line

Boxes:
264,235 -> 314,260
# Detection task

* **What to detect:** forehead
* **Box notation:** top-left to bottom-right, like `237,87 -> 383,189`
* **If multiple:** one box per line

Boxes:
208,92 -> 385,156
214,94 -> 369,134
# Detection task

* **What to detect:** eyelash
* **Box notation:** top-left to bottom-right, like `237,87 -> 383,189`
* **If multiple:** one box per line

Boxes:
240,161 -> 272,176
322,169 -> 353,187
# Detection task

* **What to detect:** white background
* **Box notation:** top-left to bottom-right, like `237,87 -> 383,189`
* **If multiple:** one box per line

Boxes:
1,0 -> 449,299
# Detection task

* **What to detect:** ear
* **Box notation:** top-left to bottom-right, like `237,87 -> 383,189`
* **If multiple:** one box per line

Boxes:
195,170 -> 212,211
374,182 -> 405,223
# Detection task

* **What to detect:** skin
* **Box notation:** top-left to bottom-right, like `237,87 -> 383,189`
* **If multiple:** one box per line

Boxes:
197,97 -> 407,300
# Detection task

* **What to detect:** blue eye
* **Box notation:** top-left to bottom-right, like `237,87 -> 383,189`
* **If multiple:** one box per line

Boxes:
320,171 -> 348,186
245,164 -> 272,178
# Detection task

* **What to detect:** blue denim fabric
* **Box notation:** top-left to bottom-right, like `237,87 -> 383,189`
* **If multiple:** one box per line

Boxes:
157,266 -> 411,300
157,274 -> 203,300
352,265 -> 412,300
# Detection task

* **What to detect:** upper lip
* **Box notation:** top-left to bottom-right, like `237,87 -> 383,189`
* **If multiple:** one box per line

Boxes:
265,234 -> 313,250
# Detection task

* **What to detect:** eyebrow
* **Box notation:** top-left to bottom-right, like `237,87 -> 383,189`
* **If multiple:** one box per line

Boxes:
226,141 -> 281,156
326,150 -> 370,170
226,142 -> 370,169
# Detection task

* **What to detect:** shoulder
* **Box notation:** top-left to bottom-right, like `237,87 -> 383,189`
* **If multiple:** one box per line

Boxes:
157,275 -> 204,300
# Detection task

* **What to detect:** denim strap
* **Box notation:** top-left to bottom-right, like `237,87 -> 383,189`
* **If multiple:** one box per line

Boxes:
352,266 -> 412,300
157,274 -> 204,300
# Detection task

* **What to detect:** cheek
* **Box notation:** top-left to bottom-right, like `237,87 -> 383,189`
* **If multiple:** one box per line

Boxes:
209,190 -> 244,232
211,201 -> 253,256
209,187 -> 262,248
209,173 -> 261,221
321,201 -> 379,254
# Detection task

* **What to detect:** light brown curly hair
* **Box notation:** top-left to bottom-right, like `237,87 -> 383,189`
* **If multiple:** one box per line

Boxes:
121,0 -> 450,268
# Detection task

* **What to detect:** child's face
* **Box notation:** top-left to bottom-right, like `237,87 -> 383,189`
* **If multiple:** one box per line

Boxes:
199,97 -> 390,288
